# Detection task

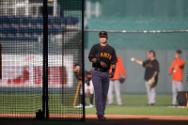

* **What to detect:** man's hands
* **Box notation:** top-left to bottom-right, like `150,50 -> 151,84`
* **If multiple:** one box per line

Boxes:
130,57 -> 143,65
100,61 -> 107,68
147,77 -> 155,86
109,72 -> 114,78
91,58 -> 97,63
148,72 -> 157,88
91,58 -> 107,68
109,67 -> 116,78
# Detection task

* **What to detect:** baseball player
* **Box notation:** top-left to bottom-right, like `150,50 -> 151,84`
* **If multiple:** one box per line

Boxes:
131,50 -> 160,105
85,70 -> 94,108
108,55 -> 126,105
73,63 -> 83,108
88,31 -> 117,120
169,50 -> 185,106
73,64 -> 94,108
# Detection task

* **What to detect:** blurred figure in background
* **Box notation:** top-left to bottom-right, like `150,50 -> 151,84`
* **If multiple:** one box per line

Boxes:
85,70 -> 94,108
108,55 -> 126,105
73,64 -> 94,108
169,50 -> 185,106
131,50 -> 160,105
73,63 -> 83,108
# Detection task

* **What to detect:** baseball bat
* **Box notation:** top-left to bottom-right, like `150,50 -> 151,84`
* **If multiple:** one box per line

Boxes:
73,80 -> 82,107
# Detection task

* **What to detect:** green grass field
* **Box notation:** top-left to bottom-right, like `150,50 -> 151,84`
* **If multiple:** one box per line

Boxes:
0,94 -> 188,116
86,95 -> 188,116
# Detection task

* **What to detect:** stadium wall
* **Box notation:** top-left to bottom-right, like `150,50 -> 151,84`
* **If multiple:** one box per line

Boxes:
84,0 -> 188,94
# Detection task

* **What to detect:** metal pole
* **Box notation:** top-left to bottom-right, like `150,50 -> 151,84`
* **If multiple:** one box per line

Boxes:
53,0 -> 57,16
81,0 -> 85,121
43,0 -> 49,119
26,0 -> 29,16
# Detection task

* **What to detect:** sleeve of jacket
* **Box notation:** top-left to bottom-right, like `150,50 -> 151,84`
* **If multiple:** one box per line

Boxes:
169,61 -> 174,74
155,60 -> 160,73
111,48 -> 117,65
119,57 -> 126,77
88,45 -> 96,62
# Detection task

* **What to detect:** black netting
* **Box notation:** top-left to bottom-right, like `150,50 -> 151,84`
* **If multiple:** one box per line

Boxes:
0,0 -> 84,119
48,0 -> 84,119
0,0 -> 43,118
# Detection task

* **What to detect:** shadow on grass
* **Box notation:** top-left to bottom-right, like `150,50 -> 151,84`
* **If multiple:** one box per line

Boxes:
0,118 -> 188,125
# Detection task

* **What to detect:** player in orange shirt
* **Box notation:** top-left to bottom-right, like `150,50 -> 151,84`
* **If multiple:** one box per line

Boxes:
108,55 -> 126,105
169,50 -> 185,106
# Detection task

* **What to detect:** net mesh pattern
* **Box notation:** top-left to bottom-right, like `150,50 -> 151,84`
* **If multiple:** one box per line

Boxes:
0,0 -> 83,119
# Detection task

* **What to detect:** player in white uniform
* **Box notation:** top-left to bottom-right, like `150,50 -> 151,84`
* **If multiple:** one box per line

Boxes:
74,69 -> 94,108
85,70 -> 94,108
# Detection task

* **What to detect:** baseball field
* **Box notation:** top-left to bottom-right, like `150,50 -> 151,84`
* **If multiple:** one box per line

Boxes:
0,94 -> 188,116
0,94 -> 188,125
86,95 -> 188,116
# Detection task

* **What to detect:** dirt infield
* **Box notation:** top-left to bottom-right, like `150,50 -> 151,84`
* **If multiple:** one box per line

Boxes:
87,114 -> 188,121
1,113 -> 188,121
0,114 -> 188,125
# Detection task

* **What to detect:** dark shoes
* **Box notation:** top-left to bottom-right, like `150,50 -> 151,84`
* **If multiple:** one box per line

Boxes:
147,103 -> 155,106
97,115 -> 106,121
171,104 -> 178,107
149,103 -> 155,106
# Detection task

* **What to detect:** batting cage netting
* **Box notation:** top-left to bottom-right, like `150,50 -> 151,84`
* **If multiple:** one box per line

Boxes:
0,0 -> 84,120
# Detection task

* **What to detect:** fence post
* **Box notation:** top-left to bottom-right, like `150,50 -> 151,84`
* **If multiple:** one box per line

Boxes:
81,0 -> 86,121
43,0 -> 49,119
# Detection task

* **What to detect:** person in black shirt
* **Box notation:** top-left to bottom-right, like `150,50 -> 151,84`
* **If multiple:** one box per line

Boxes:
88,31 -> 117,120
131,50 -> 160,105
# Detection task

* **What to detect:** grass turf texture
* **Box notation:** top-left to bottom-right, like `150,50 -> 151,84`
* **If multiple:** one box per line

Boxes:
0,94 -> 188,116
86,95 -> 188,116
0,93 -> 82,115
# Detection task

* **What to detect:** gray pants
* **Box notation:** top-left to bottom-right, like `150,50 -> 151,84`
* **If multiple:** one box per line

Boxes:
172,80 -> 183,105
108,80 -> 122,105
145,82 -> 156,104
92,70 -> 109,115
